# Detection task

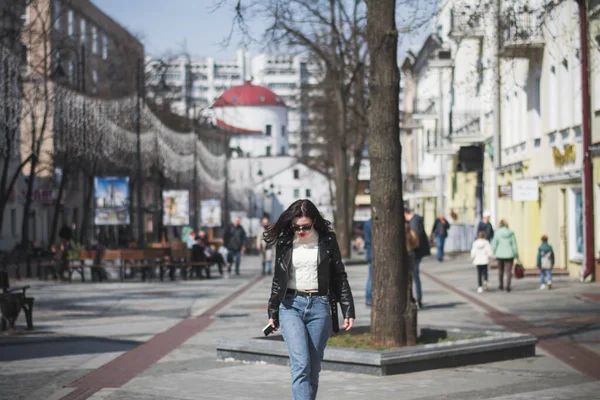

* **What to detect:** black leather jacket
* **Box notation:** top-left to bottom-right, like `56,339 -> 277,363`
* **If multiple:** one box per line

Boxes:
268,231 -> 355,328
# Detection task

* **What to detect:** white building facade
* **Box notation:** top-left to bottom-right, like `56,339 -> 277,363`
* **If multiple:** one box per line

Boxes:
146,51 -> 320,157
212,82 -> 289,157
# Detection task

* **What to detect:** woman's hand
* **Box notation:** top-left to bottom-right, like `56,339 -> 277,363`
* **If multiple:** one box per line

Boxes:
343,318 -> 354,331
269,318 -> 277,329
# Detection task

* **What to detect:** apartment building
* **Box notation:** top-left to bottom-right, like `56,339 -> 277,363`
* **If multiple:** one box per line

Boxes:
402,0 -> 599,277
1,0 -> 144,250
146,51 -> 321,157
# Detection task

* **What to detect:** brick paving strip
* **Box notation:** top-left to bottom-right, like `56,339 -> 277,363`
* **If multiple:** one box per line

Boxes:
422,270 -> 600,381
58,275 -> 266,400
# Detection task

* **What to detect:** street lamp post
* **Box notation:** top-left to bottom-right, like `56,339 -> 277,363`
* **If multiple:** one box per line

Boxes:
135,58 -> 144,248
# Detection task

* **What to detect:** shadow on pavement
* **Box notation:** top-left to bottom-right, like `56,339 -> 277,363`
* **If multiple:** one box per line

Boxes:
422,301 -> 466,310
0,335 -> 141,362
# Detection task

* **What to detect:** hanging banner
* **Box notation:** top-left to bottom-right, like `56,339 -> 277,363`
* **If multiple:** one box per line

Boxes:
201,199 -> 222,228
163,190 -> 190,226
94,177 -> 130,225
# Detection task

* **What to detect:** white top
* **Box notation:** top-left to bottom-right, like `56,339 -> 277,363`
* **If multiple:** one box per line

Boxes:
470,238 -> 494,266
288,231 -> 319,291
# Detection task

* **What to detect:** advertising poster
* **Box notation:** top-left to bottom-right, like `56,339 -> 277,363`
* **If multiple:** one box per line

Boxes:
163,190 -> 190,226
201,199 -> 222,227
94,177 -> 130,225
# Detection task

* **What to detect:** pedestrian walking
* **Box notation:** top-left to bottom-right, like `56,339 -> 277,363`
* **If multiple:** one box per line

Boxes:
363,218 -> 372,307
257,216 -> 274,275
477,210 -> 494,241
265,199 -> 355,400
471,231 -> 494,293
537,235 -> 555,290
492,219 -> 519,292
224,216 -> 246,276
405,207 -> 431,309
431,214 -> 450,262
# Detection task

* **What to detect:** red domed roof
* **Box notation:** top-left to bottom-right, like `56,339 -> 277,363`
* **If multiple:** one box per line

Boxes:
213,81 -> 286,108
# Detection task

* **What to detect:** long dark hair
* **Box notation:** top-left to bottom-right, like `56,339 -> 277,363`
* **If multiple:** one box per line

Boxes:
263,199 -> 332,246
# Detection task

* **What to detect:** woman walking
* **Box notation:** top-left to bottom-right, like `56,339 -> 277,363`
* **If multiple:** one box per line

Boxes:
492,219 -> 519,292
265,199 -> 355,400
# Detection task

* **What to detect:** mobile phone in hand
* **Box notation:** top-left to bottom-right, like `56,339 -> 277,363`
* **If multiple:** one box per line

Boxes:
263,323 -> 276,336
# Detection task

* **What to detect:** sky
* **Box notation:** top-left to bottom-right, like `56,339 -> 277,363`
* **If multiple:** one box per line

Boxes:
91,0 -> 434,60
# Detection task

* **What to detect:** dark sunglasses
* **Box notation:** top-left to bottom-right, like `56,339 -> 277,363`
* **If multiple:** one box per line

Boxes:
292,224 -> 313,233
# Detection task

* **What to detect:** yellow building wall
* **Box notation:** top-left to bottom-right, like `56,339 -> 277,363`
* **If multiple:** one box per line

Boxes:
497,169 -> 541,270
446,157 -> 478,225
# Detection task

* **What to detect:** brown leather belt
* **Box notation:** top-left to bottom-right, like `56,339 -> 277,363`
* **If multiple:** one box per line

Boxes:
287,289 -> 327,297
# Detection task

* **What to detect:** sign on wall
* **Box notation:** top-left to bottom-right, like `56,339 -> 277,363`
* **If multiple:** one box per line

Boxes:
163,190 -> 190,226
94,177 -> 130,225
512,179 -> 539,202
498,184 -> 512,199
201,199 -> 222,228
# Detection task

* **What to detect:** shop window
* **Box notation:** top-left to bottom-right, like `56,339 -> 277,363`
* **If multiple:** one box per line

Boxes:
568,188 -> 584,261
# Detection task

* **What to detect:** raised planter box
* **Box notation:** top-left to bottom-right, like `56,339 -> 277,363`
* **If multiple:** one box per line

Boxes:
216,326 -> 537,376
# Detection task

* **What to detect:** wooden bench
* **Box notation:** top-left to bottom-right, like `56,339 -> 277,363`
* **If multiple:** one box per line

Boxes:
0,270 -> 34,331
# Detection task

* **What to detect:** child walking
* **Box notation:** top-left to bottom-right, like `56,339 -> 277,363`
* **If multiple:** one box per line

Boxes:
537,235 -> 555,290
471,231 -> 494,293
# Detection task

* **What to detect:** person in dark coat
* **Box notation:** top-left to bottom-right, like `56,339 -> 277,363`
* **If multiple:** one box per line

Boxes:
477,210 -> 494,241
363,219 -> 372,306
431,214 -> 450,262
223,217 -> 247,276
404,207 -> 431,309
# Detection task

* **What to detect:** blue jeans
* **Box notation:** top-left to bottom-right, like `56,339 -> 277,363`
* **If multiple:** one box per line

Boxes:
228,250 -> 242,274
280,295 -> 332,400
540,269 -> 552,284
262,260 -> 273,274
414,257 -> 423,303
436,235 -> 446,261
365,261 -> 372,305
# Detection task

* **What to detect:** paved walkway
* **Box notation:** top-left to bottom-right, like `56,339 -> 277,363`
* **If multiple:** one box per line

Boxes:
1,254 -> 599,399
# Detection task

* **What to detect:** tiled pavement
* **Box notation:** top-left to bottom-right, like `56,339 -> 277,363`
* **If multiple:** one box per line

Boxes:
1,254 -> 599,399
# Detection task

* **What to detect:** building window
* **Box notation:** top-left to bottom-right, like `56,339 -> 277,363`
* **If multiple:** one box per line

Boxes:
293,169 -> 299,179
306,189 -> 311,197
92,26 -> 98,54
92,69 -> 98,93
265,124 -> 272,136
281,125 -> 286,137
293,189 -> 300,198
68,60 -> 74,83
568,188 -> 584,261
549,132 -> 556,145
266,146 -> 271,156
67,9 -> 74,36
281,146 -> 285,155
561,129 -> 570,144
534,138 -> 541,148
54,0 -> 62,31
80,17 -> 86,44
575,126 -> 583,141
102,34 -> 108,59
10,209 -> 17,236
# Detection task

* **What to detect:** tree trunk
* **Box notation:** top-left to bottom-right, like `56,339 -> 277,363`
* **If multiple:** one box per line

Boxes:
49,166 -> 68,249
20,155 -> 37,249
79,164 -> 96,245
366,0 -> 413,347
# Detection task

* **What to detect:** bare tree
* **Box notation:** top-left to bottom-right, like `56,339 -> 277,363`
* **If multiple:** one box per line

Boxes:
227,0 -> 369,257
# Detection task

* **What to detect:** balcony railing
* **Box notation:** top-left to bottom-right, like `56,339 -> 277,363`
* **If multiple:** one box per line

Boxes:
500,11 -> 545,57
426,130 -> 458,155
449,8 -> 485,39
451,112 -> 486,144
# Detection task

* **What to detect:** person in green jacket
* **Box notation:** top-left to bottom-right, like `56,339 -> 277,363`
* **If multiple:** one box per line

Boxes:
492,220 -> 519,292
536,235 -> 555,290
